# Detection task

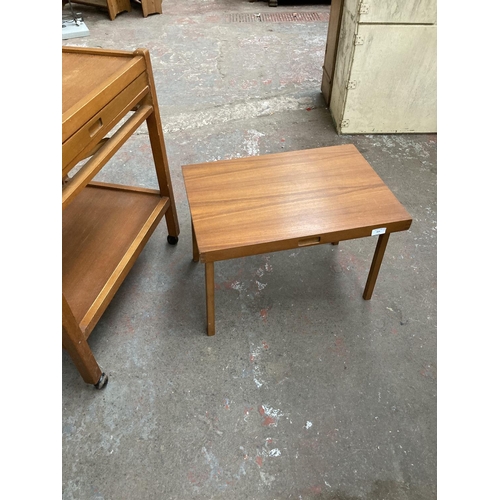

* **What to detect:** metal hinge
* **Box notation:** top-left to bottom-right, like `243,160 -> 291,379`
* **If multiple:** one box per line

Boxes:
354,35 -> 364,45
346,80 -> 357,90
359,3 -> 369,14
340,119 -> 350,128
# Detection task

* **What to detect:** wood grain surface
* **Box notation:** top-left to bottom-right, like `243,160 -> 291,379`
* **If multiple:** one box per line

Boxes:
182,144 -> 412,261
63,184 -> 168,334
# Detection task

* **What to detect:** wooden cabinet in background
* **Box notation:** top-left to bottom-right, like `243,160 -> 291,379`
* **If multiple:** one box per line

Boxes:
62,46 -> 180,388
322,0 -> 437,134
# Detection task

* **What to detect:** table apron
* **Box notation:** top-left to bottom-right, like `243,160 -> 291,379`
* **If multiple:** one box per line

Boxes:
198,220 -> 411,263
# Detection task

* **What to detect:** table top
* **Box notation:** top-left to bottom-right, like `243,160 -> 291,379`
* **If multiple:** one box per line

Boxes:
182,144 -> 412,261
63,53 -> 130,114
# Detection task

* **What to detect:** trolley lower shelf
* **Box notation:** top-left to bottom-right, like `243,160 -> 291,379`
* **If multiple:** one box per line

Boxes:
63,182 -> 170,338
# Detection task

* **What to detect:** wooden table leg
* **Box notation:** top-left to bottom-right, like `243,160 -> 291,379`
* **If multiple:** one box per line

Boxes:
140,49 -> 180,241
146,106 -> 179,240
205,262 -> 215,336
62,296 -> 108,388
192,219 -> 199,262
107,0 -> 132,20
363,232 -> 390,300
140,0 -> 162,17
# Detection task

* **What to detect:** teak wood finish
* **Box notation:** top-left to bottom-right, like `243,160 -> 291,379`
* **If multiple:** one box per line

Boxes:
182,144 -> 412,336
62,46 -> 179,388
139,0 -> 163,17
63,0 -> 162,19
63,0 -> 131,21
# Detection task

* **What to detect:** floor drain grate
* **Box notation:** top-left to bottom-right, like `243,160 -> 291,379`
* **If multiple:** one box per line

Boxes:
226,12 -> 329,23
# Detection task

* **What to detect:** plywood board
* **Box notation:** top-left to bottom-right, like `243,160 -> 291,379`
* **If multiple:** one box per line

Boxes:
340,24 -> 436,133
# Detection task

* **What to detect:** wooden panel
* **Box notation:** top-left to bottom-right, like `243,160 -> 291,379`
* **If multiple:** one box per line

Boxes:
182,145 -> 411,261
62,54 -> 131,113
140,0 -> 162,17
62,185 -> 168,331
329,3 -> 357,128
341,24 -> 436,133
359,0 -> 436,24
343,0 -> 359,15
321,0 -> 344,106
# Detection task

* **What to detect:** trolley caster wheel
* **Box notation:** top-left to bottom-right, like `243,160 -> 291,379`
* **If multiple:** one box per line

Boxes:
94,373 -> 108,390
167,235 -> 179,245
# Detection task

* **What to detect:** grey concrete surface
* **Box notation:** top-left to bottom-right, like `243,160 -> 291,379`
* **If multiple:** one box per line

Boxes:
62,1 -> 437,498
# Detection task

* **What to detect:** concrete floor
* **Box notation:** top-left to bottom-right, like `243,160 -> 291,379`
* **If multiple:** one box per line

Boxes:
62,1 -> 437,498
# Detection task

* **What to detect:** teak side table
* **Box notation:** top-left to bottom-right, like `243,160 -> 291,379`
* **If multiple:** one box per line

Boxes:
182,144 -> 412,336
62,46 -> 179,388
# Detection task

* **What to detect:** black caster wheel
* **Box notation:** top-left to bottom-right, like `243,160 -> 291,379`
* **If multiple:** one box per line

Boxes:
94,373 -> 108,390
167,235 -> 179,245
